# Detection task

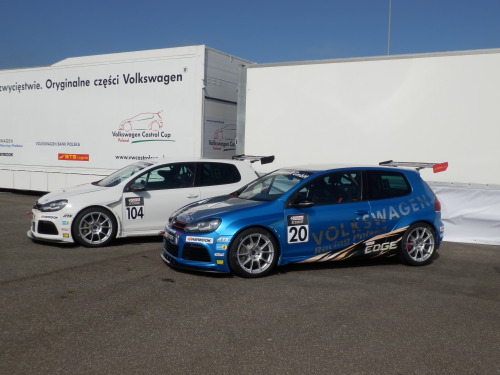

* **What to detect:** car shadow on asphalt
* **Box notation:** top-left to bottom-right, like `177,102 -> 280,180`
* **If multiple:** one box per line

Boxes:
275,251 -> 441,276
275,255 -> 401,275
27,234 -> 164,249
28,237 -> 79,249
161,253 -> 442,279
160,256 -> 403,280
27,233 -> 441,280
112,236 -> 164,247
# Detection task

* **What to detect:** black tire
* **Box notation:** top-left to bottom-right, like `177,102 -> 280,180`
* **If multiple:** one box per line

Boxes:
399,222 -> 437,266
72,207 -> 117,247
228,228 -> 279,278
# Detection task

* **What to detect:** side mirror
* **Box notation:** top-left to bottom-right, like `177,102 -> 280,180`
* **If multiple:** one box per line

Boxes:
129,182 -> 146,192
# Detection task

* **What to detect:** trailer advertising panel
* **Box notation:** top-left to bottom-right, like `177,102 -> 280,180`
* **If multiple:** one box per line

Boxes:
0,46 -> 249,191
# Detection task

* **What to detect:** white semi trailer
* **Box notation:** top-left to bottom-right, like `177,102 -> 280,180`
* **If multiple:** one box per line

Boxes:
0,45 -> 250,191
238,49 -> 500,185
237,49 -> 500,245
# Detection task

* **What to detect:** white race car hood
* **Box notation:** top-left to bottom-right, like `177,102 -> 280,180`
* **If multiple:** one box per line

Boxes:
38,183 -> 108,204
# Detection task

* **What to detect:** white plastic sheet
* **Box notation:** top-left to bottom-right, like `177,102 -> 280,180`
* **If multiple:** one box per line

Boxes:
431,185 -> 500,245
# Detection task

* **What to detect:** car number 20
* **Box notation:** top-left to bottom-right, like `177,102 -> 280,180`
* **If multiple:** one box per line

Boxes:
288,225 -> 309,243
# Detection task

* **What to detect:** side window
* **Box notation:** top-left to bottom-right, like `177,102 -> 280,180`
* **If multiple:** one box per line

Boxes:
365,171 -> 411,200
131,163 -> 195,190
295,171 -> 361,206
199,162 -> 241,187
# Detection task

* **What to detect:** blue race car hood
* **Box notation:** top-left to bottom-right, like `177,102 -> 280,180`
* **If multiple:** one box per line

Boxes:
173,195 -> 266,223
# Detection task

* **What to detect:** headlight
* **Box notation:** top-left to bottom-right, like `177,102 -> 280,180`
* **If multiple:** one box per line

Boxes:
184,218 -> 221,233
40,199 -> 68,212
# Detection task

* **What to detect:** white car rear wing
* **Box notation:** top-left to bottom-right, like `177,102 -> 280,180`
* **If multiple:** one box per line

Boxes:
379,160 -> 448,173
232,154 -> 275,165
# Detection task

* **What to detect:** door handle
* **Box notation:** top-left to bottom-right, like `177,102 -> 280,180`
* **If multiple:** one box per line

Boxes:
186,194 -> 199,199
355,210 -> 369,216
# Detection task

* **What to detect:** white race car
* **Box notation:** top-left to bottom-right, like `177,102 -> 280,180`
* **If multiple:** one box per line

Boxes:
28,156 -> 272,247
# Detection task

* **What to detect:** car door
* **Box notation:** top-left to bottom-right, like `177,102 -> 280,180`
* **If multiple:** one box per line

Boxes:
121,163 -> 200,234
283,171 -> 371,263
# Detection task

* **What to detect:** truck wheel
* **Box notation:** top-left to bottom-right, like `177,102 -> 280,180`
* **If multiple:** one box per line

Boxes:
399,223 -> 437,266
228,228 -> 279,278
72,207 -> 117,247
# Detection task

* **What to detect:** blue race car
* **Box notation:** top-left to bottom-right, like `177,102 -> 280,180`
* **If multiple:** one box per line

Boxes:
161,161 -> 447,278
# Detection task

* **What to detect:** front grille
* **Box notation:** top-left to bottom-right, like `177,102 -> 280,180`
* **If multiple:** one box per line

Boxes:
163,237 -> 179,257
172,221 -> 187,230
182,244 -> 211,262
37,220 -> 58,235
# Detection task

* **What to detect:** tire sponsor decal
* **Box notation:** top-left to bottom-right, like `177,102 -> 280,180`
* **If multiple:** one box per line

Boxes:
186,236 -> 214,244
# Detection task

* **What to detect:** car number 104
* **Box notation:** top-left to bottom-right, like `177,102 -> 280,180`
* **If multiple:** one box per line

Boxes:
288,225 -> 309,243
126,206 -> 144,220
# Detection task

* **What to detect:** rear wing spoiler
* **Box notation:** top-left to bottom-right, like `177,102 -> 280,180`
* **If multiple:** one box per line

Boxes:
232,154 -> 275,165
379,160 -> 448,173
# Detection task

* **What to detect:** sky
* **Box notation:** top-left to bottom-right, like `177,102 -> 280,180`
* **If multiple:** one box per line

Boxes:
1,0 -> 499,69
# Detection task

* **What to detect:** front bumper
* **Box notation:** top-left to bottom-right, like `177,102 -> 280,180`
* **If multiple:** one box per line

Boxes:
28,210 -> 75,244
161,230 -> 232,273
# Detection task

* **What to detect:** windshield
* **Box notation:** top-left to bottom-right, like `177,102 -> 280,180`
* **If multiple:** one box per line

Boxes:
95,161 -> 152,187
238,169 -> 314,201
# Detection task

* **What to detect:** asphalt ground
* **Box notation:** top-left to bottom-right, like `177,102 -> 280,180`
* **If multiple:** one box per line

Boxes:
0,190 -> 499,375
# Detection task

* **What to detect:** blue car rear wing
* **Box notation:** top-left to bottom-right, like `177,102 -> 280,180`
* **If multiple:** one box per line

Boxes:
232,154 -> 275,165
379,160 -> 448,173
